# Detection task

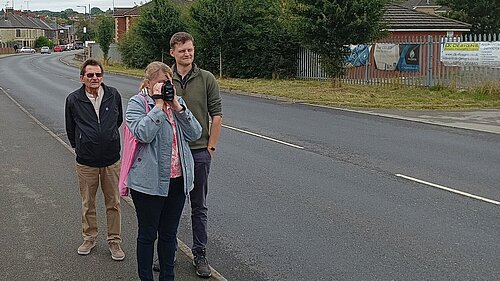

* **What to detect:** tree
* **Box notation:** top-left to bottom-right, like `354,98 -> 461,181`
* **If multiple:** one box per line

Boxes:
191,0 -> 299,78
95,16 -> 115,65
34,36 -> 54,48
75,18 -> 90,42
118,25 -> 156,69
136,0 -> 187,62
436,0 -> 500,34
292,0 -> 389,81
190,0 -> 243,77
91,7 -> 105,16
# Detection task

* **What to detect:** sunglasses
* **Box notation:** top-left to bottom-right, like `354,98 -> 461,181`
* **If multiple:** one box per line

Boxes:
85,72 -> 103,78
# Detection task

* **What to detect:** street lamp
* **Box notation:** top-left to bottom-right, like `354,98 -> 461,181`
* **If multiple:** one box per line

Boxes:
77,5 -> 87,19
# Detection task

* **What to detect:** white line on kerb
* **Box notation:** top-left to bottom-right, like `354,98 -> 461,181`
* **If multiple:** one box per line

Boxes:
222,124 -> 304,149
396,174 -> 500,206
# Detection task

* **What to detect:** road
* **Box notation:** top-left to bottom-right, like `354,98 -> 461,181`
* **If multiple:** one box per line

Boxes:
1,52 -> 499,280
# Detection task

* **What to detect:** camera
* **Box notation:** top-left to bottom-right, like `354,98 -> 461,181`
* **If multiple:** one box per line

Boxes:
160,80 -> 175,101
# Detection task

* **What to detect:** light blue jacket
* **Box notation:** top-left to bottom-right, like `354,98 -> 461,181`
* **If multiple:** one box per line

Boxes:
126,90 -> 202,196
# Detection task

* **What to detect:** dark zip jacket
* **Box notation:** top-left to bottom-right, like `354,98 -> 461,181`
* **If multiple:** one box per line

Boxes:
65,83 -> 123,167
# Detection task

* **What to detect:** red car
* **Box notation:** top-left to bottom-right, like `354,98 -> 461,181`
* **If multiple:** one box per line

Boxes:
53,45 -> 64,52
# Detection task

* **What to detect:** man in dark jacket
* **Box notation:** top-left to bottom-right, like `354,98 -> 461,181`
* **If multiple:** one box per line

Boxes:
65,59 -> 125,261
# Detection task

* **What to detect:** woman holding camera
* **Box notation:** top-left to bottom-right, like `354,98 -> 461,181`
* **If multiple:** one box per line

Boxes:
125,61 -> 201,281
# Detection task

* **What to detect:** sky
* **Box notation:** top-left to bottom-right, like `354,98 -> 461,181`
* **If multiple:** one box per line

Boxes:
4,0 -> 150,12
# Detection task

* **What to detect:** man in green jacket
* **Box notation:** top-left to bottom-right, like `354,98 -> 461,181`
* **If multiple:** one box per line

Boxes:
170,31 -> 223,278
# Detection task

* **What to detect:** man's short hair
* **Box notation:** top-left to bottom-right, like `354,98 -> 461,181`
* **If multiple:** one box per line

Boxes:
80,59 -> 104,76
170,32 -> 194,49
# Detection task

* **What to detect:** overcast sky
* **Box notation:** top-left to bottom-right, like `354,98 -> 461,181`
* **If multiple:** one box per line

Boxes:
6,0 -> 150,12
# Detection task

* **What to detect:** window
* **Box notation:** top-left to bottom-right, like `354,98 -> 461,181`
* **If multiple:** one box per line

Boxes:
16,29 -> 21,37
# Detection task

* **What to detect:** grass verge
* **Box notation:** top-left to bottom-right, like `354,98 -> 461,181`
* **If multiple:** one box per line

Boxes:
96,61 -> 500,110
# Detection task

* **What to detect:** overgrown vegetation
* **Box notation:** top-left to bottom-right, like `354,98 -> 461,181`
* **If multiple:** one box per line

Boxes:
118,0 -> 386,79
84,0 -> 498,110
95,16 -> 114,64
217,78 -> 500,109
292,0 -> 389,79
34,36 -> 54,48
136,0 -> 187,64
118,25 -> 156,69
436,0 -> 500,34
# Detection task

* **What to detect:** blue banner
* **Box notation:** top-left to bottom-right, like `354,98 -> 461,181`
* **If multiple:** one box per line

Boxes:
397,44 -> 420,72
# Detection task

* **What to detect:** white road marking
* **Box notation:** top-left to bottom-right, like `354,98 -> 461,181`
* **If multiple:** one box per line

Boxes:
396,174 -> 500,206
0,86 -> 74,153
222,124 -> 304,149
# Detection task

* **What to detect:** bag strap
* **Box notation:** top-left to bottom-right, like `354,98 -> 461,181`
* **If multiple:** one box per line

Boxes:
137,89 -> 150,113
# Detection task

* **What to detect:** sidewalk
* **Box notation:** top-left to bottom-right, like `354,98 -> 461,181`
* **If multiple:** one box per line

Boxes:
0,82 -> 223,280
341,108 -> 500,135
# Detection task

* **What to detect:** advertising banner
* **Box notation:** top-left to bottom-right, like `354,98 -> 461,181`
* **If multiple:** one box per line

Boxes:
374,43 -> 399,71
374,43 -> 420,72
345,44 -> 370,67
442,42 -> 500,67
397,44 -> 420,72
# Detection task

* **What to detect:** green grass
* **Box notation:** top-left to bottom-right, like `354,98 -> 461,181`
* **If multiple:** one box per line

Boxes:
218,78 -> 500,109
99,62 -> 500,110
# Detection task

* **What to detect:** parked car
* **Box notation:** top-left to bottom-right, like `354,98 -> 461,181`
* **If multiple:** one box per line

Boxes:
74,41 -> 84,49
40,46 -> 51,54
53,45 -> 64,52
18,47 -> 36,53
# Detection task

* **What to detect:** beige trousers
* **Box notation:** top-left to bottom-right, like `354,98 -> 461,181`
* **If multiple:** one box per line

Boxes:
76,160 -> 121,244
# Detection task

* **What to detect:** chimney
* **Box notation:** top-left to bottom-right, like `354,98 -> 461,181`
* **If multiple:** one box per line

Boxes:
4,8 -> 14,20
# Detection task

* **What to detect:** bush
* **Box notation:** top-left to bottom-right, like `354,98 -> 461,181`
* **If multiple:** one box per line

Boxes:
35,36 -> 54,48
118,27 -> 155,69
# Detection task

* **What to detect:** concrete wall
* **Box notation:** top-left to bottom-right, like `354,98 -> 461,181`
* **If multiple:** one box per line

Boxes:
89,43 -> 122,64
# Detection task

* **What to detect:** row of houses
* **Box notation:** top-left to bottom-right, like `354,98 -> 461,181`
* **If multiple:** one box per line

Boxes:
0,8 -> 74,49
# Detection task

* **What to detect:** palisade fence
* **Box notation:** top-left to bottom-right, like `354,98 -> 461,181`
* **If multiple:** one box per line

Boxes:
296,33 -> 500,88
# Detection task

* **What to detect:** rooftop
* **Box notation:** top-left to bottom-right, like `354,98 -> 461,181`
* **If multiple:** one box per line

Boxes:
383,4 -> 470,31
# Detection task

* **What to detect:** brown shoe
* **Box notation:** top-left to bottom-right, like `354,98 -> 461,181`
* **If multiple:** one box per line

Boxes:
77,240 -> 96,255
109,242 -> 125,261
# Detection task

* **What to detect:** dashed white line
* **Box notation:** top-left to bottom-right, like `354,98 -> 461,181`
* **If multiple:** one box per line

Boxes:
222,124 -> 304,149
396,174 -> 500,206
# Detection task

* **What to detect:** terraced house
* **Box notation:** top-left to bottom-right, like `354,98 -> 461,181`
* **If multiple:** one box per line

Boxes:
0,7 -> 61,49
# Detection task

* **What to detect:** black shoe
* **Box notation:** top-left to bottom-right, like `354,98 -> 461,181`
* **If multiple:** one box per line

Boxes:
153,257 -> 160,272
193,250 -> 212,278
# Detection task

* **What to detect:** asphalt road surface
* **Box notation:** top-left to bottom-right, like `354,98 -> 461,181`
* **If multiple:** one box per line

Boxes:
1,52 -> 499,280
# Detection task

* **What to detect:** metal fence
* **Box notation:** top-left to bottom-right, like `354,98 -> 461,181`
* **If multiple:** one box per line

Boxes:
296,34 -> 500,88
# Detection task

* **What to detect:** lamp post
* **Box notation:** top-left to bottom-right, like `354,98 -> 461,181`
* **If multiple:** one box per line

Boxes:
77,5 -> 87,20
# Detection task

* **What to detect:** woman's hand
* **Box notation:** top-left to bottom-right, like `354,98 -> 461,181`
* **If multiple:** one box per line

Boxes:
164,81 -> 184,112
152,82 -> 164,108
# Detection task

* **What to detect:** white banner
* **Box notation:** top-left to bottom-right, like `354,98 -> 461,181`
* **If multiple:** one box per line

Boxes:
374,43 -> 399,71
442,42 -> 500,67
